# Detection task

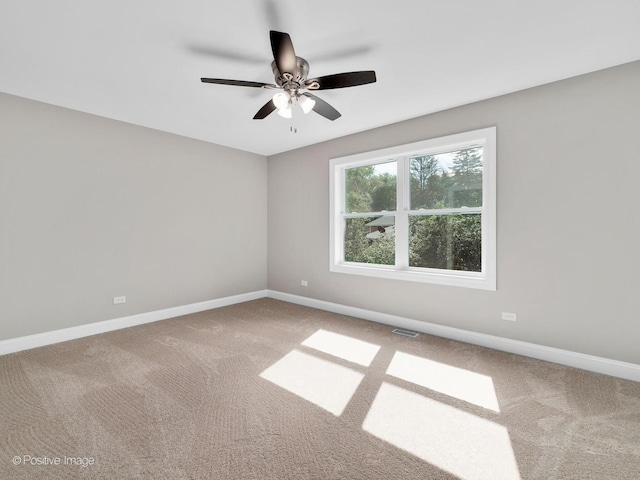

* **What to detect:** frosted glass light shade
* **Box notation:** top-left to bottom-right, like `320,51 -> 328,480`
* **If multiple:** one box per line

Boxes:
273,91 -> 291,110
277,102 -> 292,118
298,95 -> 316,114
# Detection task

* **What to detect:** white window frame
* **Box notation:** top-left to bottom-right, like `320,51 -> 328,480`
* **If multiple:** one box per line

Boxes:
329,127 -> 496,290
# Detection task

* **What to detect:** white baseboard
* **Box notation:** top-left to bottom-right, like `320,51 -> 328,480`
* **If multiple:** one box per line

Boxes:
267,290 -> 640,383
2,288 -> 638,383
0,290 -> 268,355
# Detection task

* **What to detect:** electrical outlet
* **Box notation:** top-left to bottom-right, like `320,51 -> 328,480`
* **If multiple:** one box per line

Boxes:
300,280 -> 308,287
113,296 -> 126,305
501,312 -> 517,322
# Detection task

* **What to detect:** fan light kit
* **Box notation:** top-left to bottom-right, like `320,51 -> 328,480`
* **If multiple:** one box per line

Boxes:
272,91 -> 316,118
201,31 -> 376,131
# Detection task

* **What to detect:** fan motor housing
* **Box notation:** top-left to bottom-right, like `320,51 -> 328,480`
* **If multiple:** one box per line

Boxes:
271,57 -> 309,91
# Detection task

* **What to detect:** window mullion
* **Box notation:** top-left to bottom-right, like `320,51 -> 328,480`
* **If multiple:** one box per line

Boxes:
395,156 -> 409,269
344,211 -> 392,219
408,207 -> 483,216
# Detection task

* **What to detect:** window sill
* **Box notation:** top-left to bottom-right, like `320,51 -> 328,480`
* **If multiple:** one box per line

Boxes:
330,262 -> 496,291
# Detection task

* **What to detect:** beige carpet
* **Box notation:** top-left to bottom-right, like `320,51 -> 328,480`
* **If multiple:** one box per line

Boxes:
1,298 -> 639,479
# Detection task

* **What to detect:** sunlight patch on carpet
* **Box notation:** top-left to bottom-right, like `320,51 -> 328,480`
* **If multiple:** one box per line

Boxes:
260,349 -> 364,416
386,351 -> 500,412
363,383 -> 521,480
301,329 -> 381,366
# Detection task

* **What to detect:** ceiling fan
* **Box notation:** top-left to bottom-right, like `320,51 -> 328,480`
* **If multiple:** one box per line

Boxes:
201,31 -> 376,121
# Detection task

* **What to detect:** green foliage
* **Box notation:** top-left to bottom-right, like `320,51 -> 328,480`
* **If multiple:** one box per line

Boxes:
409,214 -> 481,271
345,165 -> 375,213
410,155 -> 439,190
345,166 -> 396,213
361,232 -> 395,265
343,151 -> 483,272
344,214 -> 481,271
344,218 -> 370,262
452,147 -> 482,176
370,173 -> 396,212
410,155 -> 447,209
450,147 -> 483,208
343,217 -> 395,265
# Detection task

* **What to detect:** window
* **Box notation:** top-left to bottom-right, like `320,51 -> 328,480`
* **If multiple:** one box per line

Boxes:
330,127 -> 496,290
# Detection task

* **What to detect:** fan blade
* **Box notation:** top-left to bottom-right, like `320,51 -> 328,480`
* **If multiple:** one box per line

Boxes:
253,99 -> 277,119
306,71 -> 376,90
201,78 -> 276,88
304,93 -> 341,121
270,31 -> 297,76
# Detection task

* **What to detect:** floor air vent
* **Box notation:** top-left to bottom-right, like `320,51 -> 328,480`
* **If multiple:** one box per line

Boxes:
391,328 -> 419,338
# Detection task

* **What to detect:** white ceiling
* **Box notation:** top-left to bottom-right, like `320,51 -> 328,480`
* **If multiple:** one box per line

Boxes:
2,1 -> 640,156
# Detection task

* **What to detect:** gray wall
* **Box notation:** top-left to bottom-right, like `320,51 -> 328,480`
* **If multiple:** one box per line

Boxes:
267,60 -> 640,365
0,93 -> 267,340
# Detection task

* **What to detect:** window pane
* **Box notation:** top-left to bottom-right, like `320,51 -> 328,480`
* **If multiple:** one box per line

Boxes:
345,161 -> 396,213
409,214 -> 481,272
344,216 -> 395,265
410,147 -> 483,210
